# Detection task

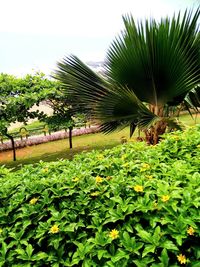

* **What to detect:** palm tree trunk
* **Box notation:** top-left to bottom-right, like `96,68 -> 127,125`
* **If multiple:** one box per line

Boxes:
144,105 -> 167,145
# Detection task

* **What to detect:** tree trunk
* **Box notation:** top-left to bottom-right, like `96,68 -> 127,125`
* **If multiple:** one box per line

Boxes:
144,105 -> 167,145
5,132 -> 16,161
69,127 -> 73,149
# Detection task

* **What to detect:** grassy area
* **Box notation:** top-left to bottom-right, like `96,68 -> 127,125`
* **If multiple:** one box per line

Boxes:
0,114 -> 199,170
178,112 -> 200,126
0,128 -> 132,169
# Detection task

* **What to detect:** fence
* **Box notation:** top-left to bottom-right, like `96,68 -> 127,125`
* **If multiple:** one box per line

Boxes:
0,123 -> 97,152
0,122 -> 90,144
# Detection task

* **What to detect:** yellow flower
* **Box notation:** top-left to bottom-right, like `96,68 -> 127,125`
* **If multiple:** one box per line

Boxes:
172,135 -> 179,141
90,191 -> 100,197
161,195 -> 170,202
50,224 -> 59,234
187,226 -> 195,236
29,198 -> 38,205
72,177 -> 79,182
96,176 -> 103,183
109,229 -> 119,240
42,168 -> 48,173
142,163 -> 150,168
134,185 -> 144,192
97,155 -> 104,160
177,254 -> 186,264
122,162 -> 129,167
140,163 -> 150,172
153,201 -> 158,208
121,155 -> 126,160
146,175 -> 153,179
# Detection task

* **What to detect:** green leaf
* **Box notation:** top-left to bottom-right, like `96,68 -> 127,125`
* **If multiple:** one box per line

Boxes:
0,242 -> 7,258
70,257 -> 80,266
111,249 -> 129,263
109,243 -> 116,256
152,226 -> 161,245
159,248 -> 169,267
191,262 -> 200,267
82,258 -> 97,267
65,223 -> 76,232
15,248 -> 25,255
174,235 -> 183,246
161,240 -> 178,251
137,230 -> 152,243
26,244 -> 34,259
142,244 -> 156,257
121,232 -> 142,254
133,257 -> 155,267
33,252 -> 48,261
97,250 -> 109,260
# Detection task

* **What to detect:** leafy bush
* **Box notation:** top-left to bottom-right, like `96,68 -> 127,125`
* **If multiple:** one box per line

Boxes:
0,126 -> 200,266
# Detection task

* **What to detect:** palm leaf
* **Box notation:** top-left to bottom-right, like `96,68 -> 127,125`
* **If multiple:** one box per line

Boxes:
106,9 -> 200,106
54,8 -> 199,140
184,85 -> 200,110
54,56 -> 158,135
163,117 -> 184,131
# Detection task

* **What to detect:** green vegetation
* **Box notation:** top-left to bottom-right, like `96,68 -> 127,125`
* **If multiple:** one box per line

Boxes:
55,9 -> 200,145
178,113 -> 200,126
0,128 -> 131,169
1,114 -> 199,169
0,8 -> 199,267
0,72 -> 88,160
42,88 -> 87,149
0,72 -> 57,161
0,125 -> 199,266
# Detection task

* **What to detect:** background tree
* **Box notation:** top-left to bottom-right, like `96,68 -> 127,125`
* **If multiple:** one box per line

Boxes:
54,9 -> 200,144
0,72 -> 55,161
43,81 -> 87,149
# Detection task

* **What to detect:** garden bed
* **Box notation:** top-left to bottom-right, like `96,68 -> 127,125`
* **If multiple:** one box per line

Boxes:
0,125 -> 199,266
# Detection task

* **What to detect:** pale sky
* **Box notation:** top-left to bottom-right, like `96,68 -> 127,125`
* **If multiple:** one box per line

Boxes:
0,0 -> 198,76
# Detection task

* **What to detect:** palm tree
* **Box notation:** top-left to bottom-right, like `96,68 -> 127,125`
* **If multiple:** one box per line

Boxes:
54,9 -> 200,144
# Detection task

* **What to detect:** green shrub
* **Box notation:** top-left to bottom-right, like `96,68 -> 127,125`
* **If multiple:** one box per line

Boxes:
0,125 -> 200,266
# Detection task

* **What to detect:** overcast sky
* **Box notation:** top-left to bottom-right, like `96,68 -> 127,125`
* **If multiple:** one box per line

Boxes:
0,0 -> 198,76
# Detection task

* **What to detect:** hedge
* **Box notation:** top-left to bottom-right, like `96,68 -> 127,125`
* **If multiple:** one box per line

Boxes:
0,125 -> 199,266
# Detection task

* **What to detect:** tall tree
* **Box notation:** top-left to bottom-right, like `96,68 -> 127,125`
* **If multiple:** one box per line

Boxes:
43,81 -> 87,149
0,73 -> 55,161
54,9 -> 200,144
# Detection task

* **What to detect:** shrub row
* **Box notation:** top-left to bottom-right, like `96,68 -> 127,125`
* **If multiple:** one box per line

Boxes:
0,125 -> 200,266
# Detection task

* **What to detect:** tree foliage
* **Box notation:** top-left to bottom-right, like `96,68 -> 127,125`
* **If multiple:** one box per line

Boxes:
0,72 -> 88,159
0,72 -> 56,160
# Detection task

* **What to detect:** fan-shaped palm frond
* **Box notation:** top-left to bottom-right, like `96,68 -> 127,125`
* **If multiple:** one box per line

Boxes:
106,9 -> 200,106
54,56 -> 158,135
54,8 -> 200,143
184,85 -> 200,110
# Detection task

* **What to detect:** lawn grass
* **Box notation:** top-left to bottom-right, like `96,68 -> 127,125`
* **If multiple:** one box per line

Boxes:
0,113 -> 199,170
177,112 -> 200,126
0,128 -> 132,169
